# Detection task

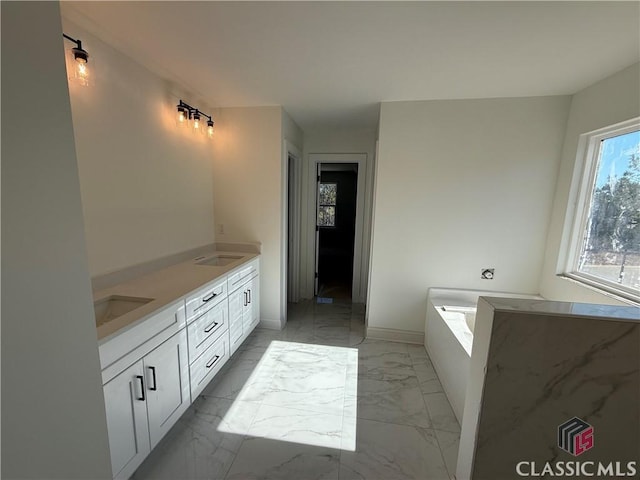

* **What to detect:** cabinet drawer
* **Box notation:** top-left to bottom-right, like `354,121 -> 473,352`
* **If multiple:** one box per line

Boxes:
100,300 -> 186,378
187,301 -> 228,363
189,333 -> 229,400
186,277 -> 227,324
227,258 -> 259,293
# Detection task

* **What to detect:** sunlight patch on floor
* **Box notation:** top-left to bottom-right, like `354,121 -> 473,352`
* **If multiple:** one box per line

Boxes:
218,340 -> 358,451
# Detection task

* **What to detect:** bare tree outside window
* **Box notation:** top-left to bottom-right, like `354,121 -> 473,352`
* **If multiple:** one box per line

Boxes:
318,183 -> 337,227
578,129 -> 640,291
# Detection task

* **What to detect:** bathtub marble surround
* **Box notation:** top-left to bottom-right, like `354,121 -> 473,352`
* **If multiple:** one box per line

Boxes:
133,299 -> 460,480
458,297 -> 640,480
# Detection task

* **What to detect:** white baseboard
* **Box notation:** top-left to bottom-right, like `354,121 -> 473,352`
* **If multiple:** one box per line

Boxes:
366,326 -> 424,345
258,318 -> 282,330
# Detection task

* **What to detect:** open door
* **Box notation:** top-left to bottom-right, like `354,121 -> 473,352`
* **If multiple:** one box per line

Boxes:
315,163 -> 358,300
314,162 -> 321,296
309,153 -> 367,303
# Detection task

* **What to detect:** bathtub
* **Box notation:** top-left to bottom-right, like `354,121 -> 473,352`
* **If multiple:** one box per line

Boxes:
425,288 -> 542,423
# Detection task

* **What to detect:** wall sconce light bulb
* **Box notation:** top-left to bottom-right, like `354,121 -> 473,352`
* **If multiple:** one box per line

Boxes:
64,35 -> 91,87
207,120 -> 214,138
76,61 -> 88,77
177,105 -> 189,126
192,112 -> 202,133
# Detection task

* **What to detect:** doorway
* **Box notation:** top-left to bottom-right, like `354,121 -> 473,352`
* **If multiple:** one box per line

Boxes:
287,152 -> 301,304
315,163 -> 358,300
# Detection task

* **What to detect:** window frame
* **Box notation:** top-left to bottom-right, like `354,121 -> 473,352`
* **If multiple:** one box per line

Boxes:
317,182 -> 338,228
561,117 -> 640,303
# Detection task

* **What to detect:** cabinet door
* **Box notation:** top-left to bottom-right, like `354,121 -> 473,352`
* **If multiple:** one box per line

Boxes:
103,360 -> 150,480
243,277 -> 260,333
144,329 -> 190,448
249,276 -> 260,330
228,288 -> 245,354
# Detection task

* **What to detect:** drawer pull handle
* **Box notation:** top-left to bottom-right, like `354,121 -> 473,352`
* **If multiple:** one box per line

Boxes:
204,321 -> 219,333
203,292 -> 218,303
244,291 -> 248,307
248,289 -> 251,304
148,366 -> 157,391
206,355 -> 221,369
136,375 -> 145,401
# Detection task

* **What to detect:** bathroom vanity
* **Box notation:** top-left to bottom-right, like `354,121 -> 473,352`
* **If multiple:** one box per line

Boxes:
95,251 -> 260,479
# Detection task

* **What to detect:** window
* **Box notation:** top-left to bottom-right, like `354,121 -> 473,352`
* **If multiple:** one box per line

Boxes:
563,118 -> 640,302
318,182 -> 337,227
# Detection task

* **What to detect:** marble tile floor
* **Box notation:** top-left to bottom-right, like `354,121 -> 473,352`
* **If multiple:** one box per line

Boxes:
133,299 -> 460,480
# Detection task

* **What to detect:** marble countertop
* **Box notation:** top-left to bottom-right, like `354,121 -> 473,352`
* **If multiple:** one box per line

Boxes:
95,250 -> 259,342
481,296 -> 640,322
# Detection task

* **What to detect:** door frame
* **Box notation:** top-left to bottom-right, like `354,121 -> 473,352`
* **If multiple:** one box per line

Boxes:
309,153 -> 367,302
281,140 -> 302,325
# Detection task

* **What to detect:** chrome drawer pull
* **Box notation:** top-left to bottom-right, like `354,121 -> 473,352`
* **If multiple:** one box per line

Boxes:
248,289 -> 251,303
204,321 -> 219,333
203,292 -> 218,303
206,355 -> 221,368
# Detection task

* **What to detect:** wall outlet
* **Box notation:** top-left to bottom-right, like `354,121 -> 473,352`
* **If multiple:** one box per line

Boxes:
217,223 -> 225,235
481,268 -> 495,280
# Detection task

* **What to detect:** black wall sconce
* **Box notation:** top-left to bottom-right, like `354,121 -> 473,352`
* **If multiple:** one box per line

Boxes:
63,33 -> 91,86
177,100 -> 214,138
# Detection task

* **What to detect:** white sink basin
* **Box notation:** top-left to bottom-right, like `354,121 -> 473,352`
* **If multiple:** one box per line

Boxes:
94,295 -> 154,326
195,255 -> 243,267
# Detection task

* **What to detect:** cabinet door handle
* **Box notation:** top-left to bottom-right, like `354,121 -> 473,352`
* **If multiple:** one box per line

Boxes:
203,292 -> 217,303
148,366 -> 157,391
204,321 -> 219,333
206,355 -> 221,368
136,375 -> 145,401
244,292 -> 248,307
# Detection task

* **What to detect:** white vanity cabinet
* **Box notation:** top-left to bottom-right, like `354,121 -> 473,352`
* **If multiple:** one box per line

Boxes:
228,258 -> 260,355
101,302 -> 190,480
99,255 -> 260,479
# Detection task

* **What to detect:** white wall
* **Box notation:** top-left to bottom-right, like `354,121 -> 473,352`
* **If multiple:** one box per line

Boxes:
368,96 -> 570,336
283,109 -> 304,152
539,63 -> 640,305
211,107 -> 284,325
1,2 -> 112,477
62,19 -> 216,277
301,129 -> 377,302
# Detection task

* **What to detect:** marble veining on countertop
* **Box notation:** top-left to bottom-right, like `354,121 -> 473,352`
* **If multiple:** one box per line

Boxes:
481,296 -> 640,322
95,249 -> 259,342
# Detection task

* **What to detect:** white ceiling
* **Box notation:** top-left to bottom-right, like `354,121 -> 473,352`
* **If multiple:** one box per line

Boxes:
61,1 -> 640,131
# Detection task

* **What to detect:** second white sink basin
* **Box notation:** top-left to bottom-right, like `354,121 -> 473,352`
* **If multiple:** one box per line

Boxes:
94,295 -> 154,326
